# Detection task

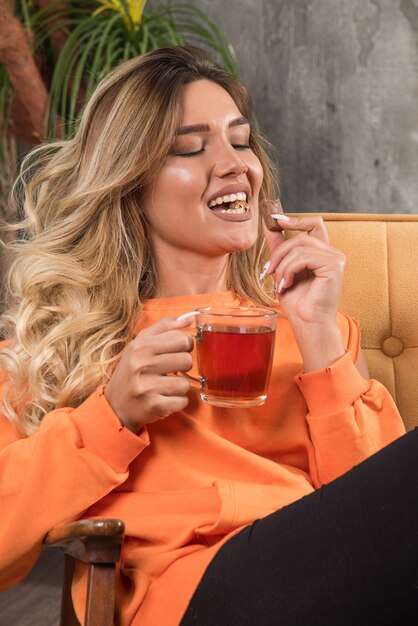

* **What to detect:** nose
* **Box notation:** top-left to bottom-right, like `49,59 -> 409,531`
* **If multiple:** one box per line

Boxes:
212,143 -> 248,178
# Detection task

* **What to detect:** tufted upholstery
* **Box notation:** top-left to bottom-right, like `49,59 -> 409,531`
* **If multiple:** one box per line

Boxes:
318,213 -> 418,432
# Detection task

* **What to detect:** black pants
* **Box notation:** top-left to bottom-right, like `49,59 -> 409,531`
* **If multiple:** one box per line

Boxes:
181,429 -> 418,626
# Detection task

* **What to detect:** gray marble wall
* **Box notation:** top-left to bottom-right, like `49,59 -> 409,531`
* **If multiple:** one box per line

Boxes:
176,0 -> 418,214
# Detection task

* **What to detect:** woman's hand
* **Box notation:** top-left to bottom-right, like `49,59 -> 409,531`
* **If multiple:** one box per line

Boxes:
262,204 -> 347,371
262,211 -> 346,325
104,317 -> 193,432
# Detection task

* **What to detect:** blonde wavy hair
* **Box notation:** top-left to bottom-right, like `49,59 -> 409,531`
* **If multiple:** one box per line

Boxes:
0,46 -> 278,435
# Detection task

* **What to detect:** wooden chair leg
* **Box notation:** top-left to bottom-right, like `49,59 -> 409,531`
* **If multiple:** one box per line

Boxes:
84,563 -> 116,626
45,519 -> 124,626
60,555 -> 81,626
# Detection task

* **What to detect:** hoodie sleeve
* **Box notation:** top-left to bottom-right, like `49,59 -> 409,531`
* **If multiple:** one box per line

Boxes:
0,382 -> 149,590
294,314 -> 405,487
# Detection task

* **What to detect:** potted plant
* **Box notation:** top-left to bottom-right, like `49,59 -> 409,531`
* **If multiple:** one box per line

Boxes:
0,0 -> 238,207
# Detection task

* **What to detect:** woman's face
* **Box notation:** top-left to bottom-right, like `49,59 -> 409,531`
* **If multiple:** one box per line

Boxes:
141,79 -> 264,260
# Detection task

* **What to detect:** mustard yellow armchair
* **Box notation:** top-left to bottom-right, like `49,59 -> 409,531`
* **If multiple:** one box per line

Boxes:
321,213 -> 418,432
42,213 -> 418,625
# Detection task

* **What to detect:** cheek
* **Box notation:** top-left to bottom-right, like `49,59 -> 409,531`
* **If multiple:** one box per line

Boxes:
142,167 -> 194,218
159,162 -> 202,190
247,155 -> 264,195
142,164 -> 204,233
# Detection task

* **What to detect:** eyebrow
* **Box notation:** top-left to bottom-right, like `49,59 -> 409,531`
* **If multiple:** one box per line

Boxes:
177,116 -> 250,136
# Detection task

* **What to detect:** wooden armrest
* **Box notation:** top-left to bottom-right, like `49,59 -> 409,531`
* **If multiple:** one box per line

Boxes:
44,518 -> 125,564
44,520 -> 125,625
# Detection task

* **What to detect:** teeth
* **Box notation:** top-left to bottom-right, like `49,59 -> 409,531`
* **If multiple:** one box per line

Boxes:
220,207 -> 246,214
209,191 -> 247,208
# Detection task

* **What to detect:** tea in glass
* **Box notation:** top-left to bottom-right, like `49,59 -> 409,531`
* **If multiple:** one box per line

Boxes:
194,307 -> 277,408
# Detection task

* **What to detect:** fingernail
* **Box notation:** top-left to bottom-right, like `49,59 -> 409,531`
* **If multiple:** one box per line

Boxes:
278,277 -> 285,293
259,260 -> 271,280
176,310 -> 199,321
270,213 -> 291,221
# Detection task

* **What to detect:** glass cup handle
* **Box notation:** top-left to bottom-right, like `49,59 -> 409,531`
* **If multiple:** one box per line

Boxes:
180,370 -> 206,391
175,311 -> 206,391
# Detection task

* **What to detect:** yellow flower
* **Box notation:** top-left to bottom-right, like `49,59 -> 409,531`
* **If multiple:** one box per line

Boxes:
93,0 -> 148,32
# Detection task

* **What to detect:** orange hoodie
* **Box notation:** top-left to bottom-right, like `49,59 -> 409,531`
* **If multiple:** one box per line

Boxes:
0,291 -> 405,626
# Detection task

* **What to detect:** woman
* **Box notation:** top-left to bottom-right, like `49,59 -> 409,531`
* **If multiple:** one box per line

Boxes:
0,46 -> 416,626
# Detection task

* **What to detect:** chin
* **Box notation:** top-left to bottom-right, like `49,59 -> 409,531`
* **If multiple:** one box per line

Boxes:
227,230 -> 258,253
220,241 -> 256,256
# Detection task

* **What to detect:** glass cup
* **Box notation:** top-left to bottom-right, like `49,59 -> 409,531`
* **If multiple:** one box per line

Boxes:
181,306 -> 278,408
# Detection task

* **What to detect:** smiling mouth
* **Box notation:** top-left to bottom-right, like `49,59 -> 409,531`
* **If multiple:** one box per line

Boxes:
208,192 -> 250,214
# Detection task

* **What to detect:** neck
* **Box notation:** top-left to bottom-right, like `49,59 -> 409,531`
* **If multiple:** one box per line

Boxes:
153,248 -> 229,298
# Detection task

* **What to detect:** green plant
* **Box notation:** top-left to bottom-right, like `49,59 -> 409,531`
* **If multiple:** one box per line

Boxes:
48,1 -> 238,136
0,0 -> 238,139
0,0 -> 239,209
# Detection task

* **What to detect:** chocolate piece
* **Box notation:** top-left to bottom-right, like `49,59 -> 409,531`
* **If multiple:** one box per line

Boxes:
230,200 -> 249,211
259,199 -> 285,232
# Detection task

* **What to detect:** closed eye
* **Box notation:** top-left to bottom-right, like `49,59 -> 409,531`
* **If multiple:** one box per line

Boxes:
175,143 -> 250,157
176,148 -> 205,157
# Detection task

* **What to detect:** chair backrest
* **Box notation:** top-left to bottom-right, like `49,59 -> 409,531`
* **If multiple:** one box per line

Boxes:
320,213 -> 418,432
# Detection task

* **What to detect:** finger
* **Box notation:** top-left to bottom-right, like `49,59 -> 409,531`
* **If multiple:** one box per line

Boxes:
274,248 -> 344,291
139,315 -> 197,339
261,218 -> 288,279
270,214 -> 330,244
135,328 -> 194,354
141,391 -> 190,420
265,234 -> 331,277
136,373 -> 191,398
152,330 -> 194,355
131,374 -> 190,400
159,375 -> 191,397
154,395 -> 190,419
144,351 -> 194,376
